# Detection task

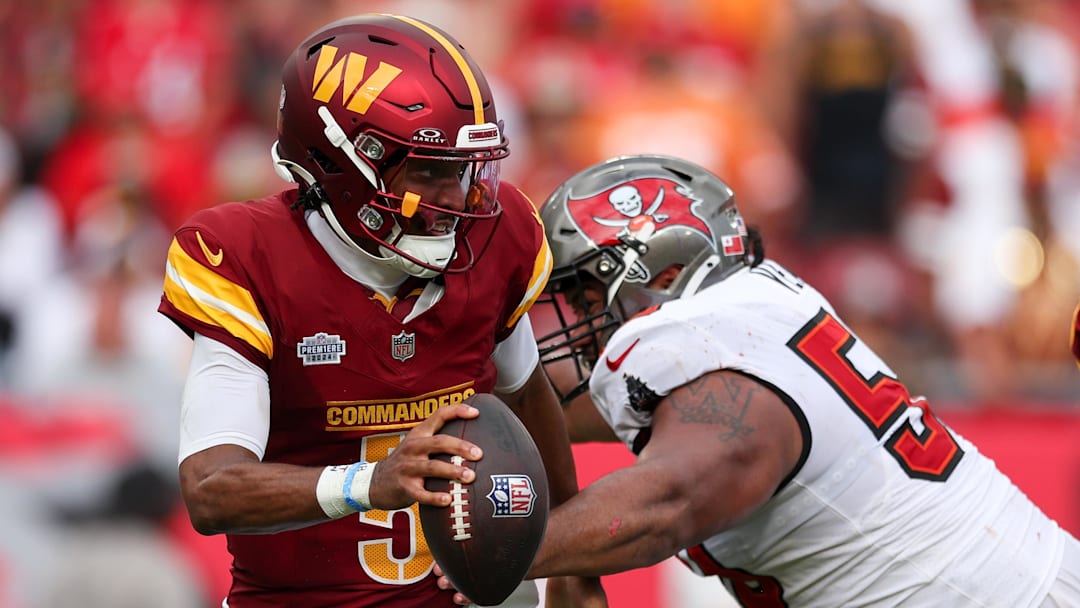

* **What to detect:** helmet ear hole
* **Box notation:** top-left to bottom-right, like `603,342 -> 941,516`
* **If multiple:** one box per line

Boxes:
309,148 -> 343,174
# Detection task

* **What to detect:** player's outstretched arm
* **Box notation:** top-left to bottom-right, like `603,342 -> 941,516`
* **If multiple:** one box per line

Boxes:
178,404 -> 482,535
527,369 -> 805,578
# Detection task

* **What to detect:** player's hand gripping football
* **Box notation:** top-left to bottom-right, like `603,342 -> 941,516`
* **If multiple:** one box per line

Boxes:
368,404 -> 483,510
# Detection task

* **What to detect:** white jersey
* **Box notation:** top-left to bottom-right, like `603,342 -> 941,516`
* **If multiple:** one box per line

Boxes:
588,260 -> 1065,607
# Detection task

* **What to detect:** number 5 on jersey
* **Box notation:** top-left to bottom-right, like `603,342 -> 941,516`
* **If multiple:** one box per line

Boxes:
789,309 -> 963,481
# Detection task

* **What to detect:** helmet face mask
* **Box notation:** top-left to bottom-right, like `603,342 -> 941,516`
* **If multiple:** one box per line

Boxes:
535,154 -> 755,403
535,264 -> 625,404
366,151 -> 503,276
273,14 -> 508,277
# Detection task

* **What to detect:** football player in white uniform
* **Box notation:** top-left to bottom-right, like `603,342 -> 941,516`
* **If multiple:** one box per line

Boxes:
442,154 -> 1080,606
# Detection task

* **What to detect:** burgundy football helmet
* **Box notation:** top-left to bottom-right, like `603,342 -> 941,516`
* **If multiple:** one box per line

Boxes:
534,155 -> 762,403
273,14 -> 508,277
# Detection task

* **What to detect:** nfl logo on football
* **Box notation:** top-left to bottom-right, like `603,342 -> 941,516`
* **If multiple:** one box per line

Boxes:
391,330 -> 416,362
486,475 -> 536,518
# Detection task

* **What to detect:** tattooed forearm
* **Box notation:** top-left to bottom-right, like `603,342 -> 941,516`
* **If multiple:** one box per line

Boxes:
669,373 -> 756,440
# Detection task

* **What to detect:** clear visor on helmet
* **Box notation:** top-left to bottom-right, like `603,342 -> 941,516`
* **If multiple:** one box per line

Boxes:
346,145 -> 505,276
370,151 -> 502,238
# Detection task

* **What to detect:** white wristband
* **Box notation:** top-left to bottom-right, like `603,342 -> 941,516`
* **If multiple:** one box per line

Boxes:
316,461 -> 377,519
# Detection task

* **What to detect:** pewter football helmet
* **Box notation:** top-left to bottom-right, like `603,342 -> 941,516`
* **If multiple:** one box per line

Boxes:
535,155 -> 757,402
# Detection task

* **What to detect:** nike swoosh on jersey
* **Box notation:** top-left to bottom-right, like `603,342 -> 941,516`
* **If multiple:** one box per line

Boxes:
196,231 -> 224,267
605,338 -> 641,372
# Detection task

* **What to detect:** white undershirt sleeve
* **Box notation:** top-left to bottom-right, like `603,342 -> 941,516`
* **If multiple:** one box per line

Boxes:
178,333 -> 271,466
492,313 -> 540,394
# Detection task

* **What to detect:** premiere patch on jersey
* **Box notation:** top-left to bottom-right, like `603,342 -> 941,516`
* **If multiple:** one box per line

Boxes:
391,330 -> 416,362
486,475 -> 536,518
296,332 -> 347,366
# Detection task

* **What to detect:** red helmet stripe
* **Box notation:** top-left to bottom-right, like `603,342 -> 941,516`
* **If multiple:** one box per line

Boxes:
389,14 -> 485,124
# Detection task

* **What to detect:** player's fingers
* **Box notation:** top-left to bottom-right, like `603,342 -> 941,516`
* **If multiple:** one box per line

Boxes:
434,572 -> 472,605
369,471 -> 452,509
392,433 -> 482,464
412,484 -> 462,508
411,404 -> 479,438
388,455 -> 476,507
419,454 -> 476,485
397,411 -> 484,462
425,433 -> 483,461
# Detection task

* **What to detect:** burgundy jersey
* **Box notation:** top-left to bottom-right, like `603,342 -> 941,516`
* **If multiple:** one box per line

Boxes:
159,187 -> 551,607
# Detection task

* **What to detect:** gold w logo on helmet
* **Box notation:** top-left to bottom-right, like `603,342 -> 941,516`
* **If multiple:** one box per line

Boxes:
311,44 -> 403,115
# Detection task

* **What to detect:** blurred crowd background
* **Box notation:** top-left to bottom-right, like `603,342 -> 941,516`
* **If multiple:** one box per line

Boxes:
1,0 -> 1079,606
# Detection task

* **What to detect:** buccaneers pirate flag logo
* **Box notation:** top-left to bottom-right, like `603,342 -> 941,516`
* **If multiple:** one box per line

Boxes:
566,177 -> 736,282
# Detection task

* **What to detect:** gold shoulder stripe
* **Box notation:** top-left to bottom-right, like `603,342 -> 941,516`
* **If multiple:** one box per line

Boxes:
506,213 -> 553,328
389,15 -> 484,125
163,238 -> 274,358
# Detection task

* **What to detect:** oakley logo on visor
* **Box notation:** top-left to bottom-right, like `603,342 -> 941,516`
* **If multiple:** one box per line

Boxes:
412,128 -> 448,145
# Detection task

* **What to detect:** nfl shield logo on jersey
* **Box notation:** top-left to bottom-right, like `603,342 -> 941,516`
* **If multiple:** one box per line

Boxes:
391,330 -> 416,362
486,475 -> 537,518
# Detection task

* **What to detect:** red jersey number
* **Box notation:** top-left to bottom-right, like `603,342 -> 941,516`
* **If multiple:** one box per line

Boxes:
788,309 -> 963,481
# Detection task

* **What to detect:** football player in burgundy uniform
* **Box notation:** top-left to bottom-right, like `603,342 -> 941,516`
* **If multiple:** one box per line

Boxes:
158,15 -> 603,608
447,155 -> 1080,606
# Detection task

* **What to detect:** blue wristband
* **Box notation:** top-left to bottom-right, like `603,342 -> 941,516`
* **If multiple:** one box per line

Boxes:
342,461 -> 372,512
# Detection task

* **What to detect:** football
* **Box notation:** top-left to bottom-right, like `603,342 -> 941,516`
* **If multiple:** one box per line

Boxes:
420,392 -> 550,606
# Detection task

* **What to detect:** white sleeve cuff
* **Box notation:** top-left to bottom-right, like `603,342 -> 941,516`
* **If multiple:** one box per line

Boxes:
178,333 -> 271,466
492,314 -> 540,393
